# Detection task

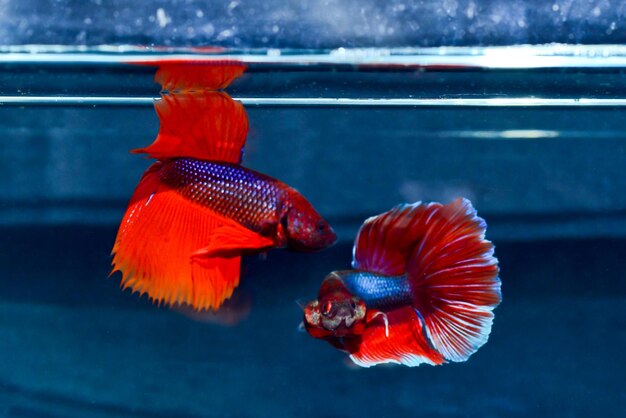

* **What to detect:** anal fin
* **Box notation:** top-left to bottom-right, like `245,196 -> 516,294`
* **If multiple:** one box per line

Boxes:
349,307 -> 444,368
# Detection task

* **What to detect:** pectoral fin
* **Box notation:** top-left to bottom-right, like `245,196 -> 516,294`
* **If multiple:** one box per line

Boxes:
192,224 -> 276,259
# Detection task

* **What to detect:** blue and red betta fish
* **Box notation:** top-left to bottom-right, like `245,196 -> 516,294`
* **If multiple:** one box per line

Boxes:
111,63 -> 336,311
303,198 -> 501,367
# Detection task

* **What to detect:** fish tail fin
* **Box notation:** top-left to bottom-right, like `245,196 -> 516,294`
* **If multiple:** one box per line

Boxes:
111,163 -> 244,311
132,91 -> 248,163
407,198 -> 501,362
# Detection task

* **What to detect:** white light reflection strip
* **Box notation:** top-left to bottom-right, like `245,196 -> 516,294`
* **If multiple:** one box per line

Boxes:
440,130 -> 562,139
2,96 -> 626,107
2,45 -> 626,68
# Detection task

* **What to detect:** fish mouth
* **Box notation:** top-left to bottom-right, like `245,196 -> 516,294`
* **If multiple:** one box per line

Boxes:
293,232 -> 338,252
323,320 -> 357,337
325,227 -> 338,246
299,225 -> 339,252
322,311 -> 358,331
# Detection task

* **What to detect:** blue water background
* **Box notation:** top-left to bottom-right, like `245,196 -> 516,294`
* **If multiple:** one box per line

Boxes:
0,60 -> 625,416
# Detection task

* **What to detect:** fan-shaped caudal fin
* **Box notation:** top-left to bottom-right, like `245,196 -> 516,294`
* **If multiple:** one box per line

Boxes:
408,198 -> 501,362
154,61 -> 246,92
350,307 -> 444,368
111,162 -> 258,311
352,202 -> 438,276
132,91 -> 248,163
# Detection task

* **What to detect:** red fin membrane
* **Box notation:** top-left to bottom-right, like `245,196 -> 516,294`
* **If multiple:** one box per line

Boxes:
111,163 -> 265,311
352,198 -> 500,363
191,224 -> 275,258
352,202 -> 435,275
350,307 -> 444,368
133,91 -> 248,162
407,198 -> 501,362
154,61 -> 246,91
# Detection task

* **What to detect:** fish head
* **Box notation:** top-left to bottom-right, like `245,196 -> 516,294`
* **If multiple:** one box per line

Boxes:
303,291 -> 366,338
282,195 -> 337,251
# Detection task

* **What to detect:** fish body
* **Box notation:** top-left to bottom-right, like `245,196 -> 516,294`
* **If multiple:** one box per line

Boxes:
160,159 -> 284,231
146,157 -> 335,252
112,68 -> 335,311
159,158 -> 292,246
304,198 -> 501,367
336,270 -> 413,310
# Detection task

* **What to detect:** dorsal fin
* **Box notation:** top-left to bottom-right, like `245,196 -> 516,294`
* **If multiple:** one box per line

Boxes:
351,202 -> 434,275
132,91 -> 248,163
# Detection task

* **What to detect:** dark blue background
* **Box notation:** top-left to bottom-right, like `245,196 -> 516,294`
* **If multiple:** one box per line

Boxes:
1,67 -> 625,415
1,1 -> 625,416
0,226 -> 624,417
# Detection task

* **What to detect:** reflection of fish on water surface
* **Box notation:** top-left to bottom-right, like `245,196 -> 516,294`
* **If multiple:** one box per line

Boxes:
111,62 -> 336,311
304,198 -> 501,367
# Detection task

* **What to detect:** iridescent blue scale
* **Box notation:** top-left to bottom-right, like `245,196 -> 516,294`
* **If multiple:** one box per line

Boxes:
159,158 -> 285,232
336,270 -> 413,310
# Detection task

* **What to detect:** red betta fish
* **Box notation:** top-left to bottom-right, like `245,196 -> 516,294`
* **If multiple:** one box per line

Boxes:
112,64 -> 336,311
303,198 -> 501,367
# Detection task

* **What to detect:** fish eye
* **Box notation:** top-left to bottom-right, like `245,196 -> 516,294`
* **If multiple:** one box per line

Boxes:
351,301 -> 356,310
316,221 -> 326,232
